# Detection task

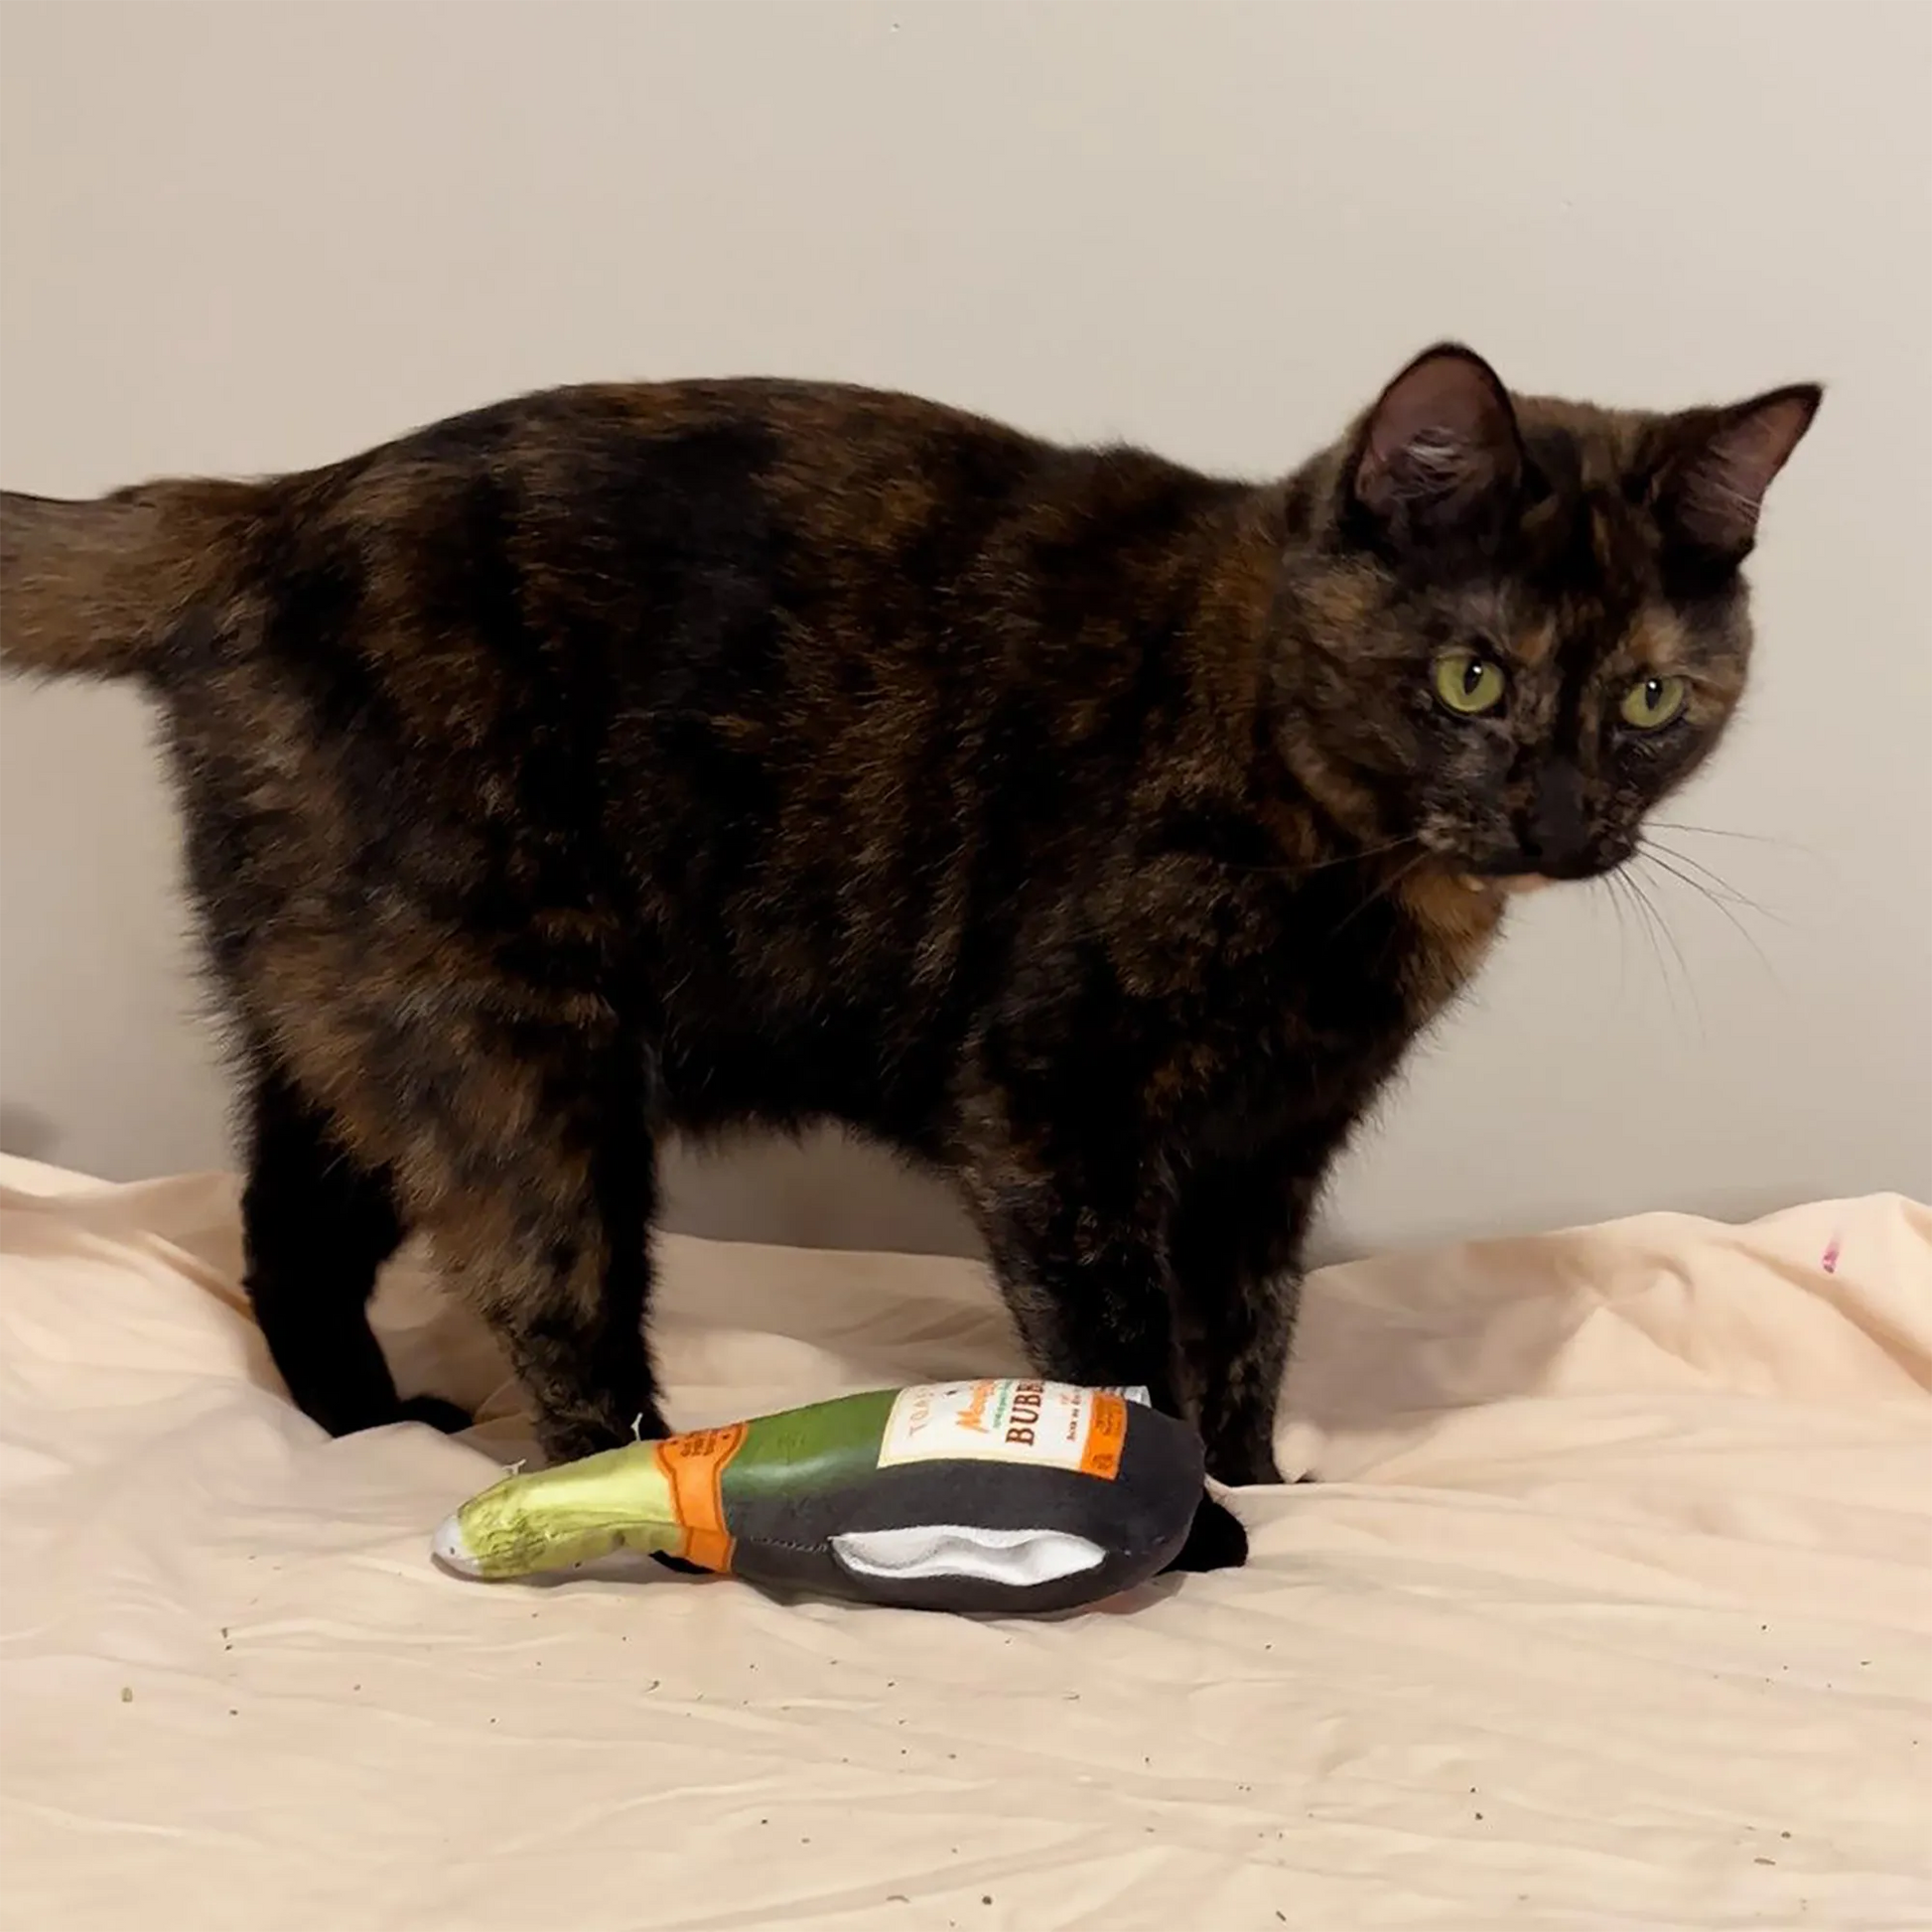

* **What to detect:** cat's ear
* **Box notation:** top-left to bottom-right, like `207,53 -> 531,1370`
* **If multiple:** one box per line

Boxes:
1348,344 -> 1522,544
1649,384 -> 1822,564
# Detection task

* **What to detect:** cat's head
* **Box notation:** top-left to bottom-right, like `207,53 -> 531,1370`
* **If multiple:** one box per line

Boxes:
1277,345 -> 1820,883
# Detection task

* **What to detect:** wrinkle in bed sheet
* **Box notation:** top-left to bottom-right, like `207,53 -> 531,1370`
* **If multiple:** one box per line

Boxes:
0,1158 -> 1927,1931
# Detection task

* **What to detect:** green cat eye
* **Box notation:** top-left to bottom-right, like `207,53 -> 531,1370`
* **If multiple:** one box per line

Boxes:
1433,648 -> 1507,716
1620,673 -> 1689,731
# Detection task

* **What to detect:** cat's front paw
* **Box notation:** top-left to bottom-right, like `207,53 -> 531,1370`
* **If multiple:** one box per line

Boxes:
535,1397 -> 671,1466
1162,1491 -> 1249,1574
650,1551 -> 710,1577
1202,1435 -> 1285,1489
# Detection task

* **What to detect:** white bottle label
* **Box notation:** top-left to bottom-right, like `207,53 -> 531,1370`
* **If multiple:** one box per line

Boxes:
876,1379 -> 1128,1479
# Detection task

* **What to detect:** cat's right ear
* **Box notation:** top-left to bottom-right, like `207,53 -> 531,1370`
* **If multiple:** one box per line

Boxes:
1346,344 -> 1522,548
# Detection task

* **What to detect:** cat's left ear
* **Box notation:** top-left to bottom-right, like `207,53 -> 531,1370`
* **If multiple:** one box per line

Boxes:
1649,385 -> 1823,564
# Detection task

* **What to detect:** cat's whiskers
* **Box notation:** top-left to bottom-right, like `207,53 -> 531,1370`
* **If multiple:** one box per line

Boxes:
1222,833 -> 1421,882
1642,839 -> 1793,930
1635,845 -> 1786,990
1640,842 -> 1751,906
1327,846 -> 1431,940
1610,864 -> 1704,1038
1590,873 -> 1635,1010
1649,820 -> 1819,860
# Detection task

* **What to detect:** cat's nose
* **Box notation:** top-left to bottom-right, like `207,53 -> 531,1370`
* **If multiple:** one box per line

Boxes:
1517,763 -> 1590,872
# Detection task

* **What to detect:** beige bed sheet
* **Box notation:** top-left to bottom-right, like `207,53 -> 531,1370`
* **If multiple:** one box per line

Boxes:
1,1158 -> 1927,1932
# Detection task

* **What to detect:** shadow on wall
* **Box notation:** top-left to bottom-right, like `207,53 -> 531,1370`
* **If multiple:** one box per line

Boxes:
0,1105 -> 60,1166
648,1128 -> 1824,1275
661,1129 -> 983,1259
1,1095 -> 1818,1271
0,1093 -> 986,1260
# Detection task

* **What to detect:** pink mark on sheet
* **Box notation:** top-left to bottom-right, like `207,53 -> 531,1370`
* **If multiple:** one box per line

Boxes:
1821,1235 -> 1842,1276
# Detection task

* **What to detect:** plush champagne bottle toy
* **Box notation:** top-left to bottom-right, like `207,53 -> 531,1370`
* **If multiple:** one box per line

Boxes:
433,1380 -> 1207,1614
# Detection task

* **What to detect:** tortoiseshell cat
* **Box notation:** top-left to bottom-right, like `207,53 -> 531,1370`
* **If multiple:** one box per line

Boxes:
0,345 -> 1817,1570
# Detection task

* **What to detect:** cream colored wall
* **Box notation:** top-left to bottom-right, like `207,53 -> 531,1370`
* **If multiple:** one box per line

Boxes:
2,1 -> 1927,1256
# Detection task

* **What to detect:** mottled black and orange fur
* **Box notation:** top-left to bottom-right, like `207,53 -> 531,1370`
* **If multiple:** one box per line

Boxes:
0,347 -> 1817,1570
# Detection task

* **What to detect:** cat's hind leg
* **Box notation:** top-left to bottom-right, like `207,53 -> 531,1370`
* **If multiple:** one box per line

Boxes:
400,1031 -> 668,1464
240,1057 -> 468,1436
420,1143 -> 664,1465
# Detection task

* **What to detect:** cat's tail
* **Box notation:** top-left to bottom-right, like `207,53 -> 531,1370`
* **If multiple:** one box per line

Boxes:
0,481 -> 255,681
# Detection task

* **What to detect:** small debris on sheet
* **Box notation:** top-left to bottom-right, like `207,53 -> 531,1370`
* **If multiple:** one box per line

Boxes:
120,1687 -> 133,1704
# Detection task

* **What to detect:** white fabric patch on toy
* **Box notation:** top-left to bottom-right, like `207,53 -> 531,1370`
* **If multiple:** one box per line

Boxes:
831,1523 -> 1105,1587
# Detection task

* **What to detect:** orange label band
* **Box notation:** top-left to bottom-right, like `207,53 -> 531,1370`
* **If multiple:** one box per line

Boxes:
1078,1392 -> 1127,1479
655,1422 -> 749,1572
